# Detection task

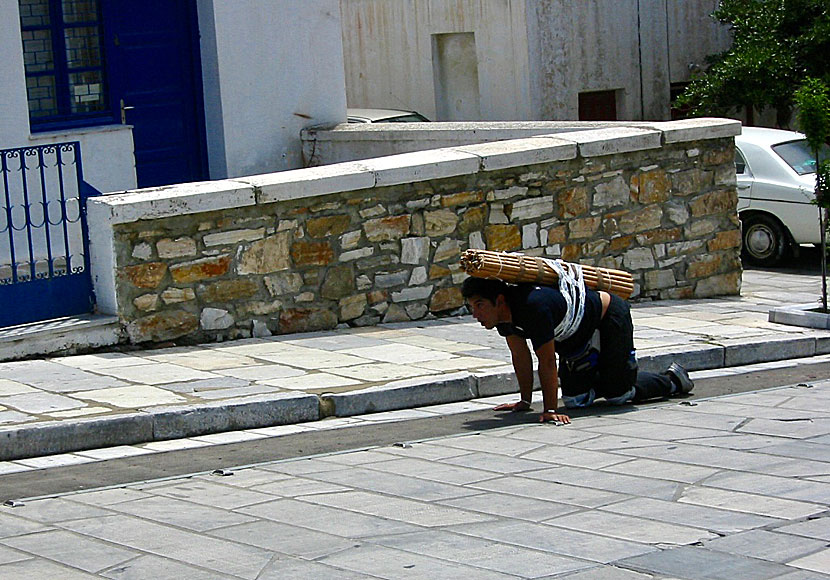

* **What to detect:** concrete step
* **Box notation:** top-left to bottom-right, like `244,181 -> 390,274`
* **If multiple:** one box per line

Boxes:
0,314 -> 121,362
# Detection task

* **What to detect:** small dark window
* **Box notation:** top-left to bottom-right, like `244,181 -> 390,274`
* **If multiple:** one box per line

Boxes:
670,82 -> 690,120
578,90 -> 617,121
18,0 -> 109,129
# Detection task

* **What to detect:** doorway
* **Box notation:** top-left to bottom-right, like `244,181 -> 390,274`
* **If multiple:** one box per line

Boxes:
102,0 -> 208,188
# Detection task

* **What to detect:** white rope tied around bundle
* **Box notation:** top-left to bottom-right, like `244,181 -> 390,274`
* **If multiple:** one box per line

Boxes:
543,258 -> 585,341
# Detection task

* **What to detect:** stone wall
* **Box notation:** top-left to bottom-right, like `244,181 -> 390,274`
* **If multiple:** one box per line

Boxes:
87,119 -> 743,345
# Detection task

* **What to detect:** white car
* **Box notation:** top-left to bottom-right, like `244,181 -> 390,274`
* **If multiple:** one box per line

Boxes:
346,108 -> 430,123
736,127 -> 829,266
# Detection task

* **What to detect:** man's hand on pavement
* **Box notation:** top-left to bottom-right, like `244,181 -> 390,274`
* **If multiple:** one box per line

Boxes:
539,411 -> 570,425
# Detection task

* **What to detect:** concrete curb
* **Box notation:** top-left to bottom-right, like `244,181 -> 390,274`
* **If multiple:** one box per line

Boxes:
321,372 -> 478,417
0,392 -> 319,461
0,413 -> 153,461
769,303 -> 830,330
151,392 -> 320,440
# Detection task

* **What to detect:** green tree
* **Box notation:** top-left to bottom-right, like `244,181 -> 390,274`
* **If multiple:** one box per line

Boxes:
676,0 -> 830,127
793,78 -> 830,310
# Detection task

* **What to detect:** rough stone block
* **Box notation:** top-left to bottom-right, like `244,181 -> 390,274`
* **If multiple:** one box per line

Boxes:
160,287 -> 196,304
424,209 -> 458,237
291,241 -> 334,266
126,310 -> 199,343
429,287 -> 464,313
364,215 -> 410,241
401,237 -> 430,264
157,237 -> 198,258
631,168 -> 671,204
199,279 -> 258,302
433,239 -> 461,262
203,228 -> 265,248
511,196 -> 554,220
485,224 -> 522,251
124,262 -> 167,289
694,270 -> 740,297
391,285 -> 433,303
170,255 -> 231,283
200,308 -> 234,330
440,190 -> 485,207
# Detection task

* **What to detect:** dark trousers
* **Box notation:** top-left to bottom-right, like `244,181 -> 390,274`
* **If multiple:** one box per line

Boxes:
559,294 -> 674,403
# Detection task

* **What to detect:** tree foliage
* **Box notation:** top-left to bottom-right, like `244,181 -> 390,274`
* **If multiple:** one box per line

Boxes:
793,77 -> 830,309
676,0 -> 830,126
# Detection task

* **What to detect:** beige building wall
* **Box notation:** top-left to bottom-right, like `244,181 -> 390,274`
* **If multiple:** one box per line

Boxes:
341,0 -> 732,122
340,0 -> 532,121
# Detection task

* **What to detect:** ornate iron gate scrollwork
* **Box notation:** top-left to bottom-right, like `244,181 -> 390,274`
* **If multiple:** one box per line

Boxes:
0,142 -> 98,327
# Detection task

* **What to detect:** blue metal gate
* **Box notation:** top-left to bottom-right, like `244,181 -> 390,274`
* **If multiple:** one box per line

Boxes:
0,142 -> 98,327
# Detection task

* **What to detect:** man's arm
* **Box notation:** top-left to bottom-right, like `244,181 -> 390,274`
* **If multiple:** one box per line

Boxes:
493,334 -> 534,412
534,340 -> 570,424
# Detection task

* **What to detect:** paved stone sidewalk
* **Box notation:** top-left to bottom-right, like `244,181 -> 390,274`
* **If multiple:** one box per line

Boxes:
0,380 -> 828,579
0,269 -> 828,460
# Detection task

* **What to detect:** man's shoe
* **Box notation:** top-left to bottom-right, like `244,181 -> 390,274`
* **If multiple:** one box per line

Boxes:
667,362 -> 694,395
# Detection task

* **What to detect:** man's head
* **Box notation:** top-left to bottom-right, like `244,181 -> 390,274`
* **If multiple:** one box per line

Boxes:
461,277 -> 511,329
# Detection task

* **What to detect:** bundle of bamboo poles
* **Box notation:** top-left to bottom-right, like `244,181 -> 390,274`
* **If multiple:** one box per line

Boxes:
460,249 -> 634,300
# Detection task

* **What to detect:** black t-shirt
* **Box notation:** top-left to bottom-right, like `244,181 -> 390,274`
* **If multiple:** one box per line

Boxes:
497,283 -> 603,357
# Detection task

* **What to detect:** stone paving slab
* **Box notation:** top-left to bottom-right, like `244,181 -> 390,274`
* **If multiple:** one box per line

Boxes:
0,382 -> 828,578
0,270 -> 829,461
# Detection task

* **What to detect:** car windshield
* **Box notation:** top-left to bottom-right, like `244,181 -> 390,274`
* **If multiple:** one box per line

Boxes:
772,139 -> 830,175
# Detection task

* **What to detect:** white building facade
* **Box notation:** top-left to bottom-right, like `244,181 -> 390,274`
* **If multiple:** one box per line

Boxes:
2,0 -> 347,194
341,0 -> 732,122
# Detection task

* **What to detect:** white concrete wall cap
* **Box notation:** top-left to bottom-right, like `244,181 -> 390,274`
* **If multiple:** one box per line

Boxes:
92,180 -> 255,224
643,118 -> 742,143
243,162 -> 376,204
305,121 -> 628,142
554,127 -> 662,157
455,137 -> 577,171
359,148 -> 481,187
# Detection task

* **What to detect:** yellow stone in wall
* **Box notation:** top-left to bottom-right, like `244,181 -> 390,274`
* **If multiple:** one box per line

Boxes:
124,262 -> 167,289
484,224 -> 521,251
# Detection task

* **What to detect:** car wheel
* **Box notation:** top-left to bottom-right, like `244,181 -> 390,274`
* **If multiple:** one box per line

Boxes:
741,213 -> 789,267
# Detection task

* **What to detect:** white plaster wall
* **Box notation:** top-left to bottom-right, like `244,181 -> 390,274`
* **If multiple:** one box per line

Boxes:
345,0 -> 733,122
340,0 -> 532,121
638,0 -> 671,120
0,2 -> 136,194
667,1 -> 732,83
531,0 -> 644,120
201,0 -> 347,178
0,1 -> 32,144
28,127 -> 137,194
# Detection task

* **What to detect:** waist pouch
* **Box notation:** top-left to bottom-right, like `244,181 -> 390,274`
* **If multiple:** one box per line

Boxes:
564,330 -> 600,373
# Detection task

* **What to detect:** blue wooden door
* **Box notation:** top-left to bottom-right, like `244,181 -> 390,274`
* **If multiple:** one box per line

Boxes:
103,1 -> 208,188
